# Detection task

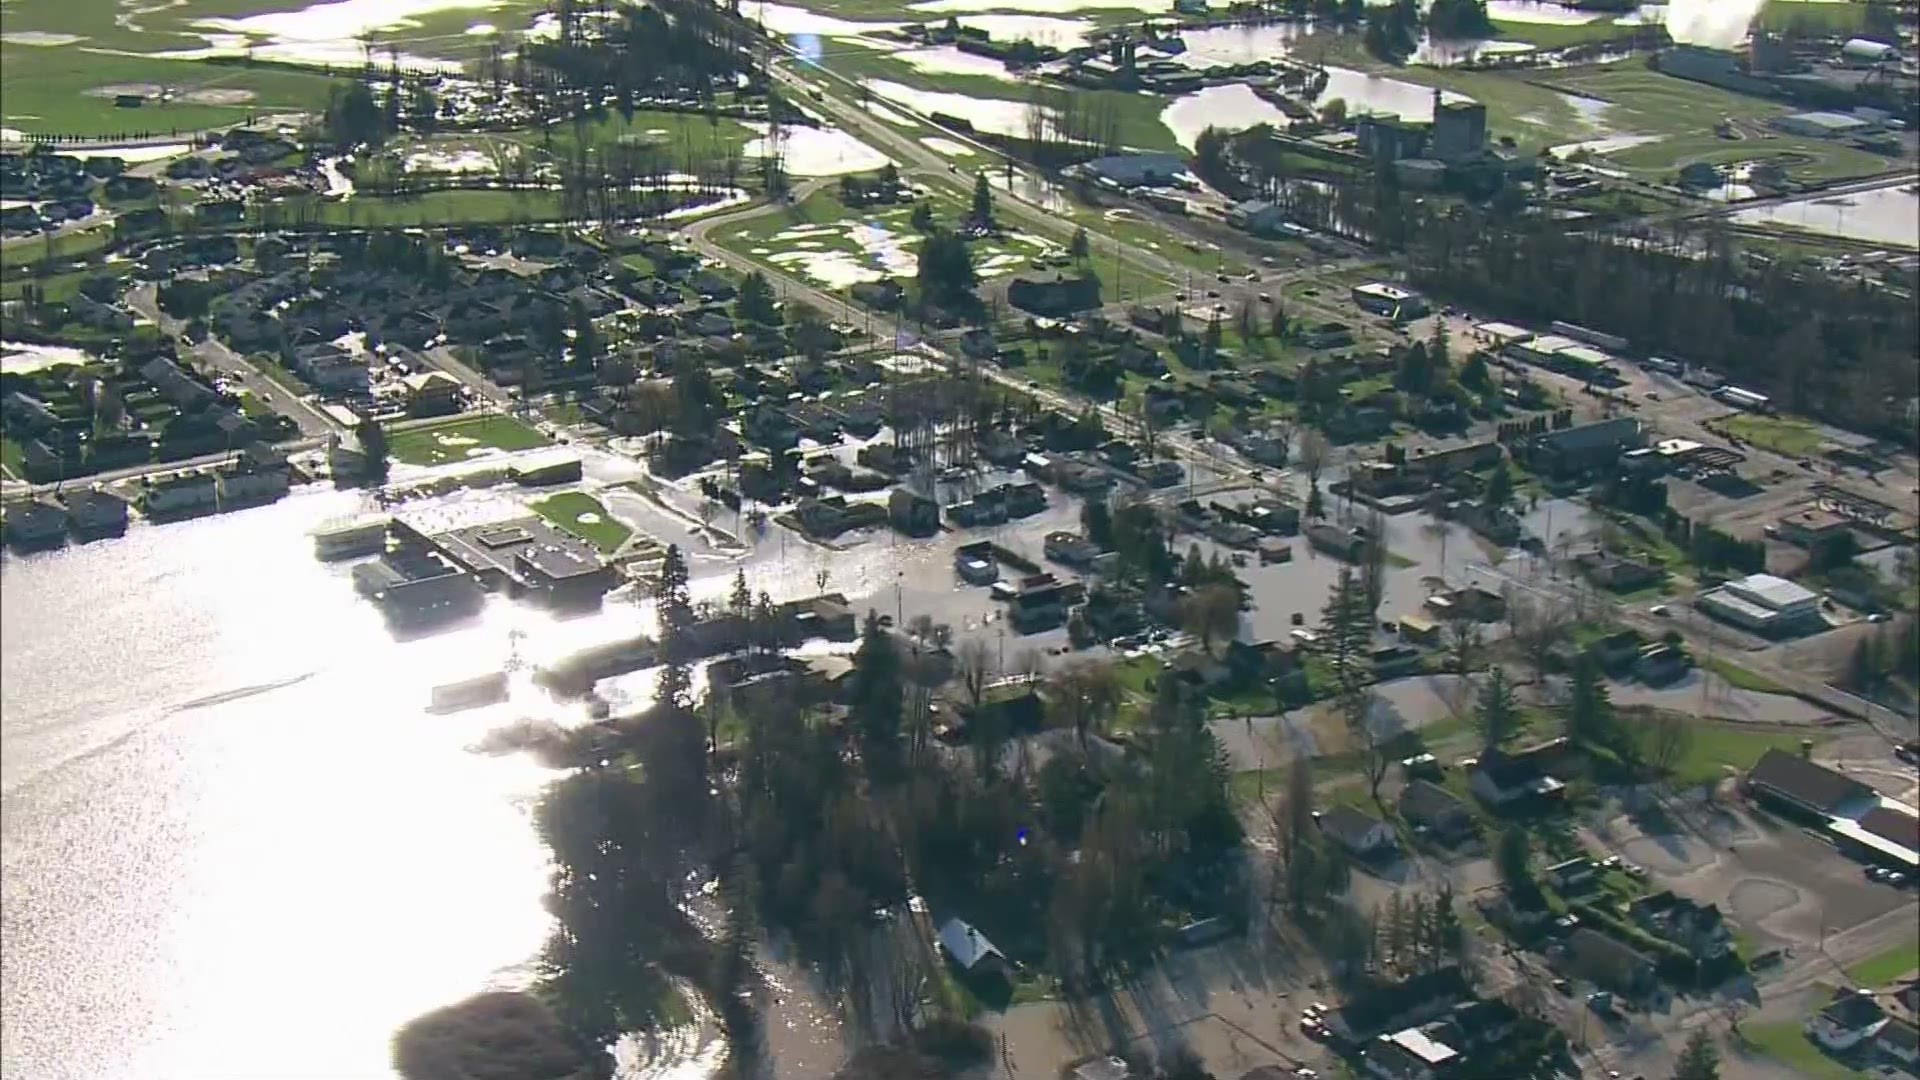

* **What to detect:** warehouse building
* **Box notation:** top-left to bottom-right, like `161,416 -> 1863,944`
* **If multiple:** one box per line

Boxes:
1771,111 -> 1874,139
1351,282 -> 1428,318
1697,572 -> 1822,634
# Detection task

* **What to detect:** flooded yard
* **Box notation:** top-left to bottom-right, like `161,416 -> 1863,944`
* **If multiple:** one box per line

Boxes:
1732,183 -> 1920,249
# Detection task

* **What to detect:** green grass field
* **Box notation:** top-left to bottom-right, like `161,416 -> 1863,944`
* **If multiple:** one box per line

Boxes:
387,414 -> 550,466
530,492 -> 632,553
1649,722 -> 1809,788
1757,0 -> 1875,35
1846,937 -> 1920,987
1703,657 -> 1792,695
1743,1022 -> 1868,1080
1490,17 -> 1640,50
1720,413 -> 1827,457
0,224 -> 115,270
1,49 -> 344,138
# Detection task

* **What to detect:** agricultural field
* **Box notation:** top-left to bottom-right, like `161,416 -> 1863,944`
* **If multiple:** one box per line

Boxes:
0,0 -> 549,139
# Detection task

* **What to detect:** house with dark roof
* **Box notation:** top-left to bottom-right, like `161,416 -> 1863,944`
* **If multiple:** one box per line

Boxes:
1876,1017 -> 1918,1070
1469,751 -> 1565,807
1320,805 -> 1396,857
1560,928 -> 1654,996
1320,967 -> 1470,1048
1629,891 -> 1733,958
1746,748 -> 1873,819
1808,988 -> 1888,1051
1399,780 -> 1475,843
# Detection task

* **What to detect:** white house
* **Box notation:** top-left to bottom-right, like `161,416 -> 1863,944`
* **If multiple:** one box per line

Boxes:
1366,1027 -> 1460,1080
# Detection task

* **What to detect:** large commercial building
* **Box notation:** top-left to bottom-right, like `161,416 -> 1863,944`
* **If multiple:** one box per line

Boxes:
1697,573 -> 1821,634
1430,98 -> 1488,163
1771,110 -> 1874,139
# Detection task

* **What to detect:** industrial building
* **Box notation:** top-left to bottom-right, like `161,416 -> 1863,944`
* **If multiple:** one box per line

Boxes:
1351,282 -> 1428,318
1696,572 -> 1822,634
410,516 -> 619,610
1430,98 -> 1488,163
1771,110 -> 1874,139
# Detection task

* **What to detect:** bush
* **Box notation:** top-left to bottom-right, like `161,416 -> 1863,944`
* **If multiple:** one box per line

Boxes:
391,991 -> 604,1080
912,1017 -> 993,1066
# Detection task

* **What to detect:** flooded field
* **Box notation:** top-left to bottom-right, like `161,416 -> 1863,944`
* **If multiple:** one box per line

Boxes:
1732,184 -> 1920,249
868,80 -> 1036,138
743,123 -> 891,177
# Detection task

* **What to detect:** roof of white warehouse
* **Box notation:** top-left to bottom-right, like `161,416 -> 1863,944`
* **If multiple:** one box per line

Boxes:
1729,573 -> 1818,608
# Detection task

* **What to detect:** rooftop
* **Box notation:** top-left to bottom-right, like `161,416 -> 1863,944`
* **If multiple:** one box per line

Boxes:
1749,748 -> 1873,814
1727,573 -> 1818,609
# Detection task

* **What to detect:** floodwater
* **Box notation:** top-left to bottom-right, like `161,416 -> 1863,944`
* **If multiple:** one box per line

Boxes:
1732,184 -> 1920,249
910,0 -> 1162,13
897,44 -> 1025,80
742,123 -> 891,176
739,0 -> 897,38
1160,73 -> 1480,147
2,437 -> 982,1078
404,148 -> 495,174
868,80 -> 1035,138
2,340 -> 95,375
1548,132 -> 1659,158
920,135 -> 977,156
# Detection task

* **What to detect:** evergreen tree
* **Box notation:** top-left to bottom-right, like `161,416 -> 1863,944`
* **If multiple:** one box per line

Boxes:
1483,459 -> 1513,511
655,544 -> 694,648
569,296 -> 599,369
970,172 -> 994,227
848,611 -> 904,780
1566,652 -> 1617,750
1319,568 -> 1373,694
1069,227 -> 1090,263
736,270 -> 779,326
1474,667 -> 1519,754
1081,494 -> 1113,549
1672,1029 -> 1720,1080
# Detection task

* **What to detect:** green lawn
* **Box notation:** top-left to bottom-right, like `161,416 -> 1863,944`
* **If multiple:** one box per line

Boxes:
1743,1022 -> 1868,1080
0,48 -> 343,138
1757,0 -> 1874,34
1703,657 -> 1790,696
386,414 -> 550,466
1720,414 -> 1827,457
0,225 -> 115,270
530,492 -> 633,554
269,189 -> 572,229
1491,17 -> 1641,50
1648,722 -> 1810,788
1,437 -> 26,479
1846,937 -> 1920,988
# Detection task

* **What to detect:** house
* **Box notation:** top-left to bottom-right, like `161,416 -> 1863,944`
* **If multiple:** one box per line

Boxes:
888,488 -> 940,537
1808,988 -> 1888,1051
3,499 -> 68,550
955,540 -> 999,585
1543,857 -> 1598,893
1320,805 -> 1397,857
1746,748 -> 1873,819
1400,780 -> 1475,842
1470,751 -> 1565,807
399,371 -> 462,417
62,488 -> 129,538
1629,891 -> 1734,958
1573,551 -> 1663,592
1561,928 -> 1655,996
1306,521 -> 1368,562
1321,967 -> 1471,1048
1365,1027 -> 1459,1080
1875,1018 -> 1918,1069
936,918 -> 1009,977
1424,586 -> 1506,623
1044,531 -> 1104,568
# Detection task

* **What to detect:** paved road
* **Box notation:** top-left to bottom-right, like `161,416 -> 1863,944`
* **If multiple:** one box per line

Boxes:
124,282 -> 344,439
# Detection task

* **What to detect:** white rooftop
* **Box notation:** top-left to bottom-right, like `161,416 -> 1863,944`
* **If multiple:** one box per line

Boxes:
1518,333 -> 1586,355
1388,1027 -> 1460,1066
936,917 -> 1005,971
1728,573 -> 1818,610
1476,321 -> 1533,343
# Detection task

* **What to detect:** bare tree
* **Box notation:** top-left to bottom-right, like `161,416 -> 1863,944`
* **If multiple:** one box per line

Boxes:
1267,419 -> 1296,471
1645,709 -> 1694,777
956,638 -> 994,712
1507,594 -> 1573,688
1049,659 -> 1123,748
1298,429 -> 1330,488
1341,687 -> 1390,802
1181,583 -> 1243,654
